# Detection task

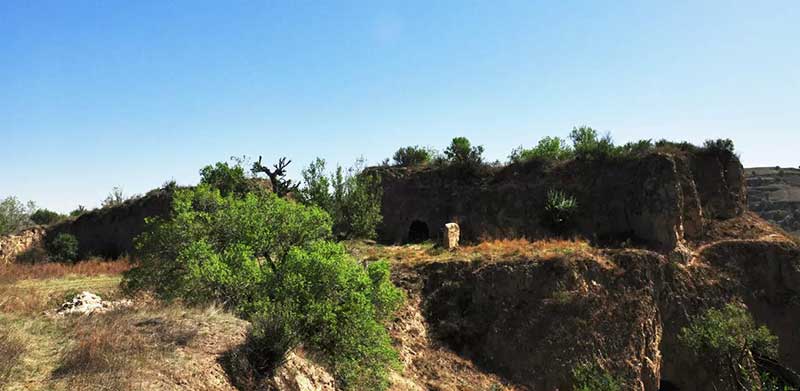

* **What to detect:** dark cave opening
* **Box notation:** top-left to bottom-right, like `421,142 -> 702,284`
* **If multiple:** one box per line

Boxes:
408,220 -> 430,243
659,380 -> 680,391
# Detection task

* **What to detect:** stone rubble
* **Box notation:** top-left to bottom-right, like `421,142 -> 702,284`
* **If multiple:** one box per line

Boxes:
54,291 -> 133,316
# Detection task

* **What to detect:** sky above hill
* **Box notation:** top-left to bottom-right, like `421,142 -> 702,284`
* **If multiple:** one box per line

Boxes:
1,1 -> 798,212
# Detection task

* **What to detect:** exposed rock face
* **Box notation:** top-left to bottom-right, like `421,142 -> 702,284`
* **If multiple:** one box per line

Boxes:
267,352 -> 337,391
746,167 -> 800,236
440,223 -> 460,249
393,231 -> 800,391
373,149 -> 746,251
0,227 -> 45,264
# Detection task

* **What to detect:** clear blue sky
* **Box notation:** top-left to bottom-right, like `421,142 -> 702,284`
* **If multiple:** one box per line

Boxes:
2,1 -> 798,213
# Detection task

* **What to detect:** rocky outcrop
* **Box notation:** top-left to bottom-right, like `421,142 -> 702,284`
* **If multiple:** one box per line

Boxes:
373,149 -> 746,252
0,227 -> 45,264
746,167 -> 800,236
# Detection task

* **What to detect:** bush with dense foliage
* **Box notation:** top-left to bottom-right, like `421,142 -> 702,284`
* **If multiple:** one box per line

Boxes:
572,362 -> 622,391
679,304 -> 789,390
30,208 -> 65,225
443,137 -> 485,167
703,138 -> 736,154
300,158 -> 383,240
0,196 -> 35,235
47,233 -> 80,263
509,136 -> 574,163
569,126 -> 619,160
543,190 -> 579,233
123,185 -> 402,389
199,160 -> 258,198
392,146 -> 435,167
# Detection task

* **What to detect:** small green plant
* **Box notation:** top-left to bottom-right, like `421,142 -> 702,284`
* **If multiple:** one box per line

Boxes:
543,189 -> 579,233
572,362 -> 622,391
392,146 -> 435,167
47,233 -> 79,262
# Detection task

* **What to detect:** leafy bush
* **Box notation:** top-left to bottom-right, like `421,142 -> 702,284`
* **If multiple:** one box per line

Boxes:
298,158 -> 333,213
0,197 -> 35,235
543,190 -> 579,233
617,139 -> 654,157
509,136 -> 574,163
569,126 -> 618,160
30,209 -> 65,225
392,146 -> 434,167
47,233 -> 80,263
443,137 -> 485,167
680,304 -> 781,389
572,362 -> 622,391
123,186 -> 402,389
703,138 -> 736,154
300,158 -> 383,240
199,160 -> 257,198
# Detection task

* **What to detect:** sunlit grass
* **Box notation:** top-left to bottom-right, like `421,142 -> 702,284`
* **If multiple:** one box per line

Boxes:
346,238 -> 595,264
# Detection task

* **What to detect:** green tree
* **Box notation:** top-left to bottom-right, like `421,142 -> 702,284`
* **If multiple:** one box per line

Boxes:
509,136 -> 574,163
443,137 -> 484,167
47,233 -> 79,263
299,158 -> 383,240
392,146 -> 434,167
30,209 -> 65,225
569,126 -> 618,160
123,185 -> 402,389
200,160 -> 255,197
680,304 -> 782,390
298,158 -> 333,212
0,197 -> 35,235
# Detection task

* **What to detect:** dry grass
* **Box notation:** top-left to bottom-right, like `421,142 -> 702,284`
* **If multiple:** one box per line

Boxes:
0,258 -> 131,284
0,274 -> 123,315
347,238 -> 594,264
0,328 -> 26,386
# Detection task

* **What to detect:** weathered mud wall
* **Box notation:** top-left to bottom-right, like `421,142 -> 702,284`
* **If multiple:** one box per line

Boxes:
374,149 -> 746,251
47,190 -> 173,259
393,237 -> 800,391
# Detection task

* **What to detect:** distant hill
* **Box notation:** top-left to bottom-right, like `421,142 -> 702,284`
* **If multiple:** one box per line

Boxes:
746,166 -> 800,236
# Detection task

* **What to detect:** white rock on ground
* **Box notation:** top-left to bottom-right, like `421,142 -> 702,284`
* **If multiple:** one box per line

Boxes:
54,291 -> 132,316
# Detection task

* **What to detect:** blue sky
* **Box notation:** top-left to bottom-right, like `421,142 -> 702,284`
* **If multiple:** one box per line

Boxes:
1,1 -> 798,212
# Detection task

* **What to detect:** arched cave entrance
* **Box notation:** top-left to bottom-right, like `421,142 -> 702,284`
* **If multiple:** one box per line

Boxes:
408,220 -> 430,243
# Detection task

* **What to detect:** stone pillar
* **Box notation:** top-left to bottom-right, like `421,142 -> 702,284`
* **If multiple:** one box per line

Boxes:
441,223 -> 460,250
